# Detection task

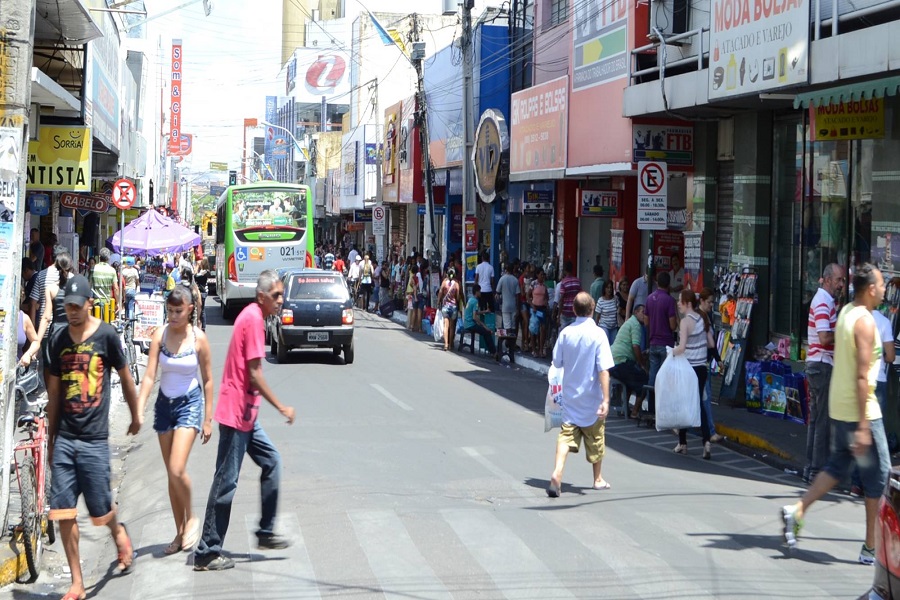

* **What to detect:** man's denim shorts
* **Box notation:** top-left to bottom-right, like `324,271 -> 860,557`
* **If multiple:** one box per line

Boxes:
824,418 -> 890,499
49,436 -> 113,523
154,385 -> 204,434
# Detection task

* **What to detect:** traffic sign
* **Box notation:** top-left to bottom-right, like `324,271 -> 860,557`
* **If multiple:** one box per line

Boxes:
637,161 -> 667,230
112,178 -> 137,210
372,205 -> 386,236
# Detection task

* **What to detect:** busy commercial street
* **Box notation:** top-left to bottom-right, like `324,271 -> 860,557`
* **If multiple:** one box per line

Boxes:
4,305 -> 875,599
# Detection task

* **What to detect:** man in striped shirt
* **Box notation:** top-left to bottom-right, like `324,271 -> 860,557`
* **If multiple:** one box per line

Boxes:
555,261 -> 583,331
804,263 -> 845,483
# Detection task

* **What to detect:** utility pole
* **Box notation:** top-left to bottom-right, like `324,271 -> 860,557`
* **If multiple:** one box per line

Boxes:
411,13 -> 437,272
0,0 -> 37,523
461,0 -> 476,281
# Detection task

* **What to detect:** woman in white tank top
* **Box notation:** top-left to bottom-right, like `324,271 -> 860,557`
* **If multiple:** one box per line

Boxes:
672,290 -> 716,460
137,285 -> 214,555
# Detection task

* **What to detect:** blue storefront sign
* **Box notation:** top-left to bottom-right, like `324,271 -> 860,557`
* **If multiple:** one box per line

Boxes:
416,205 -> 447,215
29,193 -> 50,216
354,209 -> 372,222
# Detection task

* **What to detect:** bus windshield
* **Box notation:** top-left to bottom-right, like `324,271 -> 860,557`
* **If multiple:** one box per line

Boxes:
232,189 -> 307,231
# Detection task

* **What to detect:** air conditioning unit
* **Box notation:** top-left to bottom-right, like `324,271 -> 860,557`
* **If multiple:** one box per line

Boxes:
648,0 -> 691,43
443,0 -> 458,15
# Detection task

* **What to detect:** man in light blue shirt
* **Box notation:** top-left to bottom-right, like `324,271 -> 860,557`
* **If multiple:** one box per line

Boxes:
463,287 -> 496,355
548,291 -> 615,497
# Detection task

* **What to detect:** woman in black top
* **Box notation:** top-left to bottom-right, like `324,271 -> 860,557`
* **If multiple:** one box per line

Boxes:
194,258 -> 211,331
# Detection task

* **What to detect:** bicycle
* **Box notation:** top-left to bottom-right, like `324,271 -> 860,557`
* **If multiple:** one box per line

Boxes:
10,385 -> 54,583
113,315 -> 142,386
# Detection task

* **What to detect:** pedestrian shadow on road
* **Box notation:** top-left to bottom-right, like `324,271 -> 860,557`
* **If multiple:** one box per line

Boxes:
686,531 -> 861,565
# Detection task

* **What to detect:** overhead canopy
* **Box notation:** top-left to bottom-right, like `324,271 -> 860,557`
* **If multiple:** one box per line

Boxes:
106,210 -> 201,257
793,75 -> 900,108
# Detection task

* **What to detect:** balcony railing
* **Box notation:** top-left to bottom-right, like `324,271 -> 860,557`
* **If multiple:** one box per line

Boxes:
627,28 -> 708,86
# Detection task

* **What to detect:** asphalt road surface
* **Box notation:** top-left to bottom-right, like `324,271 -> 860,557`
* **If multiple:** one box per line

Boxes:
7,304 -> 876,599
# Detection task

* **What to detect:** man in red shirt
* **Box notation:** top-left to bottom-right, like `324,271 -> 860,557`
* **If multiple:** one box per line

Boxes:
333,254 -> 346,276
193,270 -> 296,571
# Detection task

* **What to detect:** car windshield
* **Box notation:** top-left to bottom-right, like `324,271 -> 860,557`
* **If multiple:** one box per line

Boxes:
289,275 -> 349,301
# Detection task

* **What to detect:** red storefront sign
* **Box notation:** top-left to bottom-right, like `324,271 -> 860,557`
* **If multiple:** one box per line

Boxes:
60,192 -> 109,213
169,40 -> 183,155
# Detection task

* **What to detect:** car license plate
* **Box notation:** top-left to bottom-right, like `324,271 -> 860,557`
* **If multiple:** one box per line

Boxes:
308,332 -> 329,342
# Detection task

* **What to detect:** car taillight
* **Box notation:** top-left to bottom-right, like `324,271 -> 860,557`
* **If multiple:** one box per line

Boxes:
879,492 -> 900,577
342,308 -> 354,325
281,309 -> 294,325
227,253 -> 237,282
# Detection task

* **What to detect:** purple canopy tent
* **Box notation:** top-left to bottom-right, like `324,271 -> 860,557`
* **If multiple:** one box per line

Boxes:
106,209 -> 201,257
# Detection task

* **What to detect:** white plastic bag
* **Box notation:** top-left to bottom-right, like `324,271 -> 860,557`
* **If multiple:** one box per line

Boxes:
544,365 -> 565,432
433,311 -> 445,342
654,347 -> 701,431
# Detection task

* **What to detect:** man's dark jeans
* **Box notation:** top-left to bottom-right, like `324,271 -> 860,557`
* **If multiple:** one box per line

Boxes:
648,345 -> 668,387
464,323 -> 496,354
195,421 -> 281,559
805,362 -> 833,480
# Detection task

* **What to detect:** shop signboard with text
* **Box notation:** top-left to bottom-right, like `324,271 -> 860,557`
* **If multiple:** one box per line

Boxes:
708,0 -> 809,99
811,99 -> 885,140
632,124 -> 694,166
683,231 -> 704,291
27,127 -> 92,192
524,189 -> 553,215
579,190 -> 621,217
465,216 -> 477,251
510,76 -> 568,176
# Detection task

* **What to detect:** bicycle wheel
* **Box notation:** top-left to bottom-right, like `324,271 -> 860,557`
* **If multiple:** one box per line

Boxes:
125,333 -> 140,385
38,430 -> 54,546
18,456 -> 43,582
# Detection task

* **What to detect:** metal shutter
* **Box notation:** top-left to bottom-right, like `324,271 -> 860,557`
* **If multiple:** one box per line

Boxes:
716,161 -> 735,266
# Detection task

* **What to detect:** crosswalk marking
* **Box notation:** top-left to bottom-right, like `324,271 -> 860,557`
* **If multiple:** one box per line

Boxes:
349,510 -> 451,600
131,518 -> 194,600
245,513 -> 321,599
442,509 -> 576,599
371,383 -> 414,411
461,446 -> 535,500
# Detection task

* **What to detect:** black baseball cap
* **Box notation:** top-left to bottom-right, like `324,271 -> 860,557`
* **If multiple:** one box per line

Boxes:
63,274 -> 92,307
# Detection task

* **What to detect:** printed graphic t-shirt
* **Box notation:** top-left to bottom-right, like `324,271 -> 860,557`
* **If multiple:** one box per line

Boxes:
216,302 -> 267,432
49,323 -> 126,441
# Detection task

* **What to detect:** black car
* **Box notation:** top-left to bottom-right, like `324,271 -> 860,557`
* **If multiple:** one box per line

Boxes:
862,467 -> 900,599
267,268 -> 355,364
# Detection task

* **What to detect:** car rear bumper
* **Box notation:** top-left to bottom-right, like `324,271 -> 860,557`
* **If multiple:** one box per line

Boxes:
280,325 -> 353,348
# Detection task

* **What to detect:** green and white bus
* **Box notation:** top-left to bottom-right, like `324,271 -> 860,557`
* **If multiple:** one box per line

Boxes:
215,182 -> 314,319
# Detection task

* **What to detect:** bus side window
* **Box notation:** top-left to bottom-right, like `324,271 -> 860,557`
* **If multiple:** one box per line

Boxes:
215,203 -> 225,244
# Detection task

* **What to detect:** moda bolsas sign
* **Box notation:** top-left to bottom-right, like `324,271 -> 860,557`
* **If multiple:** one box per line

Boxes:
708,0 -> 809,99
27,127 -> 92,191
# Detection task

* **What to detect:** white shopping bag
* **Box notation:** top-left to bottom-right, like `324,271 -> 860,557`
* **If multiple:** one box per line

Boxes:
544,365 -> 565,432
654,347 -> 701,431
433,311 -> 445,342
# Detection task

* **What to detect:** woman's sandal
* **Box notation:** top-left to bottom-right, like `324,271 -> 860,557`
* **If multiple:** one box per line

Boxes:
163,537 -> 182,555
116,523 -> 136,574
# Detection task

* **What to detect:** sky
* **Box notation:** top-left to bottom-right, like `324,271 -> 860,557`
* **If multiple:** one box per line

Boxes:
144,0 -> 284,181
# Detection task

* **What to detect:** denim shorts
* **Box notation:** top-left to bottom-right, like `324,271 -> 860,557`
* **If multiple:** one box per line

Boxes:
154,385 -> 204,433
50,436 -> 113,523
824,418 -> 890,499
442,305 -> 458,320
415,294 -> 426,310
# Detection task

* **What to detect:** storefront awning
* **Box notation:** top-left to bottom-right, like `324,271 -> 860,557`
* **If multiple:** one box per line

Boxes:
31,68 -> 81,114
793,75 -> 900,109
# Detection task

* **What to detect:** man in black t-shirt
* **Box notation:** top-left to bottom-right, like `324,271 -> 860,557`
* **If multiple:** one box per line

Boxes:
46,274 -> 141,600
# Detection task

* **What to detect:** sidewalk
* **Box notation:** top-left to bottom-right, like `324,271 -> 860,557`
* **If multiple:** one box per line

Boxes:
386,309 -> 808,473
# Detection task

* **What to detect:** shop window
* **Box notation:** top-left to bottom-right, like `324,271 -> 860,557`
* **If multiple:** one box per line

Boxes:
770,118 -> 803,338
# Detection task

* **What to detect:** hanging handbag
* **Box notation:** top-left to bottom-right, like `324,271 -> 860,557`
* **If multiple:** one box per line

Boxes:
16,362 -> 40,397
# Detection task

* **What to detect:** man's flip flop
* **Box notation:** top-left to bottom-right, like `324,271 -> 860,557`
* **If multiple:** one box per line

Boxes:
547,484 -> 560,498
592,481 -> 611,490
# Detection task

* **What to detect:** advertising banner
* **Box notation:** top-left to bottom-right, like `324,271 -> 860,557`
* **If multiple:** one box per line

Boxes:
27,127 -> 92,192
579,190 -> 621,217
284,49 -> 350,104
573,0 -> 628,90
708,0 -> 809,99
683,231 -> 704,291
465,216 -> 477,252
812,99 -> 885,140
0,127 -> 22,217
524,189 -> 553,215
168,134 -> 192,157
134,296 -> 165,342
632,124 -> 694,166
169,40 -> 183,155
654,231 -> 685,289
85,5 -> 121,152
609,229 -> 624,286
510,76 -> 568,176
342,140 -> 358,196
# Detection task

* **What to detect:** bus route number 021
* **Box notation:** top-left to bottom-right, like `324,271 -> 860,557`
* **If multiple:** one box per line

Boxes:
280,246 -> 303,259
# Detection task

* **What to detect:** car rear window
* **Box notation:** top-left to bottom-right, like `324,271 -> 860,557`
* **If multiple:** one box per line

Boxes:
289,275 -> 349,300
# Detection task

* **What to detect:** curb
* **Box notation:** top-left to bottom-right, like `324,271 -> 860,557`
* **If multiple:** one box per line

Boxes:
0,538 -> 30,588
714,423 -> 793,461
